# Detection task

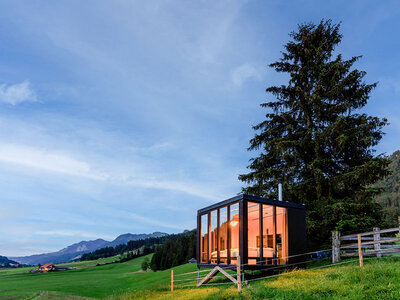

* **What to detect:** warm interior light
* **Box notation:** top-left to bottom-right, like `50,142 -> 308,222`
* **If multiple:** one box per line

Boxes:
230,220 -> 238,226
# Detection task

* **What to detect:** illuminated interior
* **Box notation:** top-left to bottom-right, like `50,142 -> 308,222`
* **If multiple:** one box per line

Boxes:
276,206 -> 288,264
210,210 -> 218,264
229,203 -> 239,264
219,207 -> 228,264
199,200 -> 288,266
263,204 -> 274,264
247,202 -> 259,265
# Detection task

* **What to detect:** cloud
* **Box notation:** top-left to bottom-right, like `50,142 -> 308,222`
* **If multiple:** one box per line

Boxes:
231,63 -> 262,87
126,211 -> 185,230
35,230 -> 115,240
0,81 -> 37,105
0,142 -> 220,201
124,177 -> 219,201
0,143 -> 107,180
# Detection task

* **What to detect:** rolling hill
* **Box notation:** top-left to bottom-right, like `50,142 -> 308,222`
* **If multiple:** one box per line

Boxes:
0,256 -> 19,268
1,254 -> 400,299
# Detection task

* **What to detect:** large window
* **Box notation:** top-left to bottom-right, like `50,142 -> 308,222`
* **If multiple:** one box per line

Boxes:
229,203 -> 239,264
199,201 -> 288,266
200,214 -> 208,263
247,202 -> 260,265
262,205 -> 274,264
276,207 -> 287,264
219,207 -> 228,264
210,210 -> 218,264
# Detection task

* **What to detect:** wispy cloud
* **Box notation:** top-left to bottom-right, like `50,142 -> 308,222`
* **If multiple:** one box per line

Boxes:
0,141 -> 221,201
231,64 -> 262,87
0,143 -> 107,180
126,211 -> 186,230
35,230 -> 115,240
0,81 -> 37,105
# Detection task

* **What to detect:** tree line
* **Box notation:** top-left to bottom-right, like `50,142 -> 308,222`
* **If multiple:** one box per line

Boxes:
81,235 -> 170,261
80,231 -> 195,263
150,230 -> 196,271
374,150 -> 400,227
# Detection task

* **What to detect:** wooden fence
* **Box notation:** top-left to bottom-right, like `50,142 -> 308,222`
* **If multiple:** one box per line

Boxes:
332,217 -> 400,264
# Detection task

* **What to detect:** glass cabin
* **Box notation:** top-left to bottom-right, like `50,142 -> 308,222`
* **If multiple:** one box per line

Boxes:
197,194 -> 306,269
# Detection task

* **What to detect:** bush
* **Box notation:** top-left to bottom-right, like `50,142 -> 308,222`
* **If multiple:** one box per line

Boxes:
141,257 -> 149,271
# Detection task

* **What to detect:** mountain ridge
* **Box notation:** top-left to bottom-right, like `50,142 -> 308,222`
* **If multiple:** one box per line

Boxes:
9,232 -> 168,265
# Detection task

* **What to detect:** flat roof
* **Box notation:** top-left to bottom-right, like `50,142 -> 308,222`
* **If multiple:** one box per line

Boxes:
198,194 -> 305,215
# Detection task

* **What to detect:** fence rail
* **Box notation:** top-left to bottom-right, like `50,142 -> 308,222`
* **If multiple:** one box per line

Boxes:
332,217 -> 400,264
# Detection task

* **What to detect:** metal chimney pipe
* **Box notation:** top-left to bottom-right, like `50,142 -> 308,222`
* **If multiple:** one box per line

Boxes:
278,183 -> 283,201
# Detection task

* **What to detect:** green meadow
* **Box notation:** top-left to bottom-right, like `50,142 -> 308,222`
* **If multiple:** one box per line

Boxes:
1,255 -> 400,299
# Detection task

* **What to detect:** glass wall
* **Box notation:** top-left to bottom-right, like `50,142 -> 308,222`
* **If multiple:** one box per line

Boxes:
276,207 -> 287,264
247,202 -> 260,264
229,203 -> 239,264
219,207 -> 228,264
199,200 -> 288,266
262,205 -> 274,264
200,214 -> 208,263
209,210 -> 218,264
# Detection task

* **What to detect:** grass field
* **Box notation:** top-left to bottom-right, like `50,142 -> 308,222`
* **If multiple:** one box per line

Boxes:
1,256 -> 400,299
0,254 -> 199,299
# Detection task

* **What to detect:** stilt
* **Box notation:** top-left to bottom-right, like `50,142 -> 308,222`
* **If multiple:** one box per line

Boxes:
197,266 -> 237,287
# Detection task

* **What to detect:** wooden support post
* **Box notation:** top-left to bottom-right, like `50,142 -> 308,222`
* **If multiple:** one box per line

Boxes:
373,227 -> 381,258
332,231 -> 341,263
171,269 -> 174,292
237,255 -> 242,292
197,266 -> 237,287
357,234 -> 363,267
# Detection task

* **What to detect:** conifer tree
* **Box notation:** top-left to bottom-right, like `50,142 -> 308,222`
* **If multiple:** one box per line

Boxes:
239,20 -> 390,247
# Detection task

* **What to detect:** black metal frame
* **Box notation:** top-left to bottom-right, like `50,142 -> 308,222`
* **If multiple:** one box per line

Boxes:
197,194 -> 306,270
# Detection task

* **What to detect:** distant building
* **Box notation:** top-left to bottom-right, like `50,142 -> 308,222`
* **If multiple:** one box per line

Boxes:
40,264 -> 55,272
38,264 -> 71,272
54,265 -> 71,271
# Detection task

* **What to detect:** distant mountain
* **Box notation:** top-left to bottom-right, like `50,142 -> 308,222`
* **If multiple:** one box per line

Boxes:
0,255 -> 18,267
107,232 -> 168,248
10,238 -> 109,265
10,232 -> 168,265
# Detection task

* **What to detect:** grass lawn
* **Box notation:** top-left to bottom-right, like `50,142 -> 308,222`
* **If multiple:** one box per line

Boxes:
118,256 -> 400,300
0,254 -> 199,299
1,256 -> 400,299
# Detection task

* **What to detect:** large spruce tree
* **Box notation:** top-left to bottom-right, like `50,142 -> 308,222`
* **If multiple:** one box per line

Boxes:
239,20 -> 390,248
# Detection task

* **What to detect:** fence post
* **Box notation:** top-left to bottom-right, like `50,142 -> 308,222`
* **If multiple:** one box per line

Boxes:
373,227 -> 381,258
332,231 -> 341,263
357,234 -> 363,267
236,255 -> 242,292
397,216 -> 400,245
171,269 -> 174,292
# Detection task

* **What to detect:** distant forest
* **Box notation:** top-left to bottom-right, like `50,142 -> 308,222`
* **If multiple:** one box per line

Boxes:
374,150 -> 400,226
80,230 -> 196,264
81,235 -> 170,261
150,230 -> 196,271
0,256 -> 18,268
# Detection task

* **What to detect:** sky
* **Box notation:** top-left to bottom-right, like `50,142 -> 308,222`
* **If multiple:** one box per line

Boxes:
0,0 -> 399,257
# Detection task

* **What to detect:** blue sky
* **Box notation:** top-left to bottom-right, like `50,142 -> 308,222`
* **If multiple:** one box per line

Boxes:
0,0 -> 399,256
